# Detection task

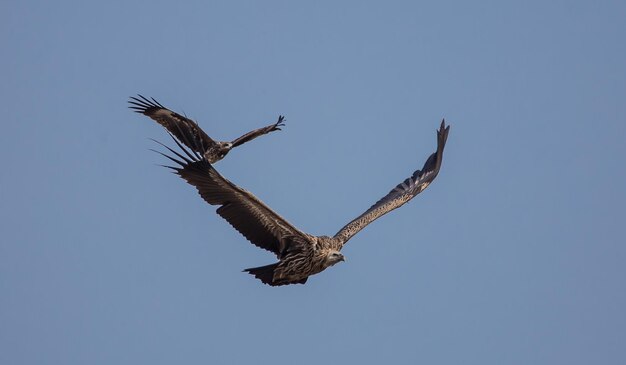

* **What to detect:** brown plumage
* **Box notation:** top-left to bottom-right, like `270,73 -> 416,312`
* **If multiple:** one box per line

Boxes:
154,120 -> 450,286
129,94 -> 285,163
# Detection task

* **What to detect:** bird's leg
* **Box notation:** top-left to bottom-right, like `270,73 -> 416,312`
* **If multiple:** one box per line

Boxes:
268,115 -> 286,132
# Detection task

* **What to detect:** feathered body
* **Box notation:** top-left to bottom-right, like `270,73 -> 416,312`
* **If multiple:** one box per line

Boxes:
249,235 -> 344,286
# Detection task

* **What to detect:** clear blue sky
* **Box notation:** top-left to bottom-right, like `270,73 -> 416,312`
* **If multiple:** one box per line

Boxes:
2,1 -> 625,364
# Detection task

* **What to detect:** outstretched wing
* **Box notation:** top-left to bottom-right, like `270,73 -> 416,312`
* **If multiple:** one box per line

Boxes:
230,115 -> 286,147
154,136 -> 309,257
334,120 -> 450,245
129,95 -> 216,154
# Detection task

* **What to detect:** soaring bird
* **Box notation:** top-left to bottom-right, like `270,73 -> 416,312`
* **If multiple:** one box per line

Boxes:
129,94 -> 285,163
155,121 -> 450,286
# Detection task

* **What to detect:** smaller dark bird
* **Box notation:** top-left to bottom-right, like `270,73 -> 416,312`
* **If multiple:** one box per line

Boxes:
129,94 -> 285,163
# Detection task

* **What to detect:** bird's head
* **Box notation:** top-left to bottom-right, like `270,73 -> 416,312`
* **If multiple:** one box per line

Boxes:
217,142 -> 233,158
324,250 -> 345,267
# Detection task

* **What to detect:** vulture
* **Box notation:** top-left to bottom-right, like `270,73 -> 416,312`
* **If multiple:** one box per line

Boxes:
155,121 -> 450,286
129,94 -> 285,163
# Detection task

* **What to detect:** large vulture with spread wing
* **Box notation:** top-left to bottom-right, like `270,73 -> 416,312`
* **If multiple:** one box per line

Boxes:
129,95 -> 285,163
155,121 -> 450,286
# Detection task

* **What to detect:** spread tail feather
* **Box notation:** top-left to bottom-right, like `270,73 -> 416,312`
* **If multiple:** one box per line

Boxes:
243,263 -> 308,286
243,263 -> 278,285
